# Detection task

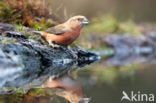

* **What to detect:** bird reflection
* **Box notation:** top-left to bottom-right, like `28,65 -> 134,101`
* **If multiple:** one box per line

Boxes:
0,58 -> 96,103
42,75 -> 90,103
22,74 -> 90,103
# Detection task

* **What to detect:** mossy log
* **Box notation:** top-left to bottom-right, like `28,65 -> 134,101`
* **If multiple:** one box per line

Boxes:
0,23 -> 99,90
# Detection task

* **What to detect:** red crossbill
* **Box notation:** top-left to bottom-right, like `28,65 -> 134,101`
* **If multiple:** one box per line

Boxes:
34,15 -> 89,46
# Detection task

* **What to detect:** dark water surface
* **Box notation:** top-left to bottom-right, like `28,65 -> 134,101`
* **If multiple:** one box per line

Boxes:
0,52 -> 156,103
77,62 -> 156,103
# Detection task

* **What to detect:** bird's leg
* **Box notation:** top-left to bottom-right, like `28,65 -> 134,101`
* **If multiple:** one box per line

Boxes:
48,40 -> 60,48
47,40 -> 77,58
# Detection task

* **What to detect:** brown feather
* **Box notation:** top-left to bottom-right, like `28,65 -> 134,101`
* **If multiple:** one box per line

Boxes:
45,25 -> 66,35
33,15 -> 89,46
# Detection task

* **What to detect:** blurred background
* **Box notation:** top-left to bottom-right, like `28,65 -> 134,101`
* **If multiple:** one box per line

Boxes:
52,0 -> 156,23
0,0 -> 156,103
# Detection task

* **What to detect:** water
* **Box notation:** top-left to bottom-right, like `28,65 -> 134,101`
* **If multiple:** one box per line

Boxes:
77,62 -> 156,103
0,50 -> 156,103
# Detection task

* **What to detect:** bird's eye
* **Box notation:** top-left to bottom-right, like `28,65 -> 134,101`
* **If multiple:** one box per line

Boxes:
77,18 -> 81,21
77,18 -> 82,22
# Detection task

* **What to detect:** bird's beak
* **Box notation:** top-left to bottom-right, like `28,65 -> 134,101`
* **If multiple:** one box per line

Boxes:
82,19 -> 89,25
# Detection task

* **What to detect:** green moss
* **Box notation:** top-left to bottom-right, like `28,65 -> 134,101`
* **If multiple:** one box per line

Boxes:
15,24 -> 24,31
28,88 -> 44,94
0,39 -> 16,43
29,18 -> 46,30
27,88 -> 55,96
29,18 -> 58,30
28,35 -> 40,39
46,19 -> 57,27
0,0 -> 59,28
24,32 -> 40,40
15,89 -> 25,94
0,4 -> 22,23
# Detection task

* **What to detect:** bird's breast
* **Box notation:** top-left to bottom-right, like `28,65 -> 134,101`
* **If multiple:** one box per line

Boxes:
45,29 -> 81,46
63,30 -> 80,43
52,29 -> 80,45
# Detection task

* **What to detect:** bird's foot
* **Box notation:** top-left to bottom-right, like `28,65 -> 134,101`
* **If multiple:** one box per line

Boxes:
50,43 -> 60,48
48,40 -> 60,48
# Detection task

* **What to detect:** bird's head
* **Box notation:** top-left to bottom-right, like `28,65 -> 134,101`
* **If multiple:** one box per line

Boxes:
66,15 -> 89,30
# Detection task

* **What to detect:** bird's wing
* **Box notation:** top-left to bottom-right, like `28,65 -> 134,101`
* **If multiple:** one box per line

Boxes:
45,25 -> 67,35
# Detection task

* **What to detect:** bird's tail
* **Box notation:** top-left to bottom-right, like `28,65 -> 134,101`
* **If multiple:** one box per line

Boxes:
32,31 -> 48,44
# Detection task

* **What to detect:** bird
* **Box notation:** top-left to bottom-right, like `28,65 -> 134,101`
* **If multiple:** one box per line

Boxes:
42,75 -> 90,103
33,15 -> 89,47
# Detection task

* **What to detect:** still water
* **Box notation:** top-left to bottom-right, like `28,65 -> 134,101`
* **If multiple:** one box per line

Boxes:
78,62 -> 156,103
0,54 -> 156,103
